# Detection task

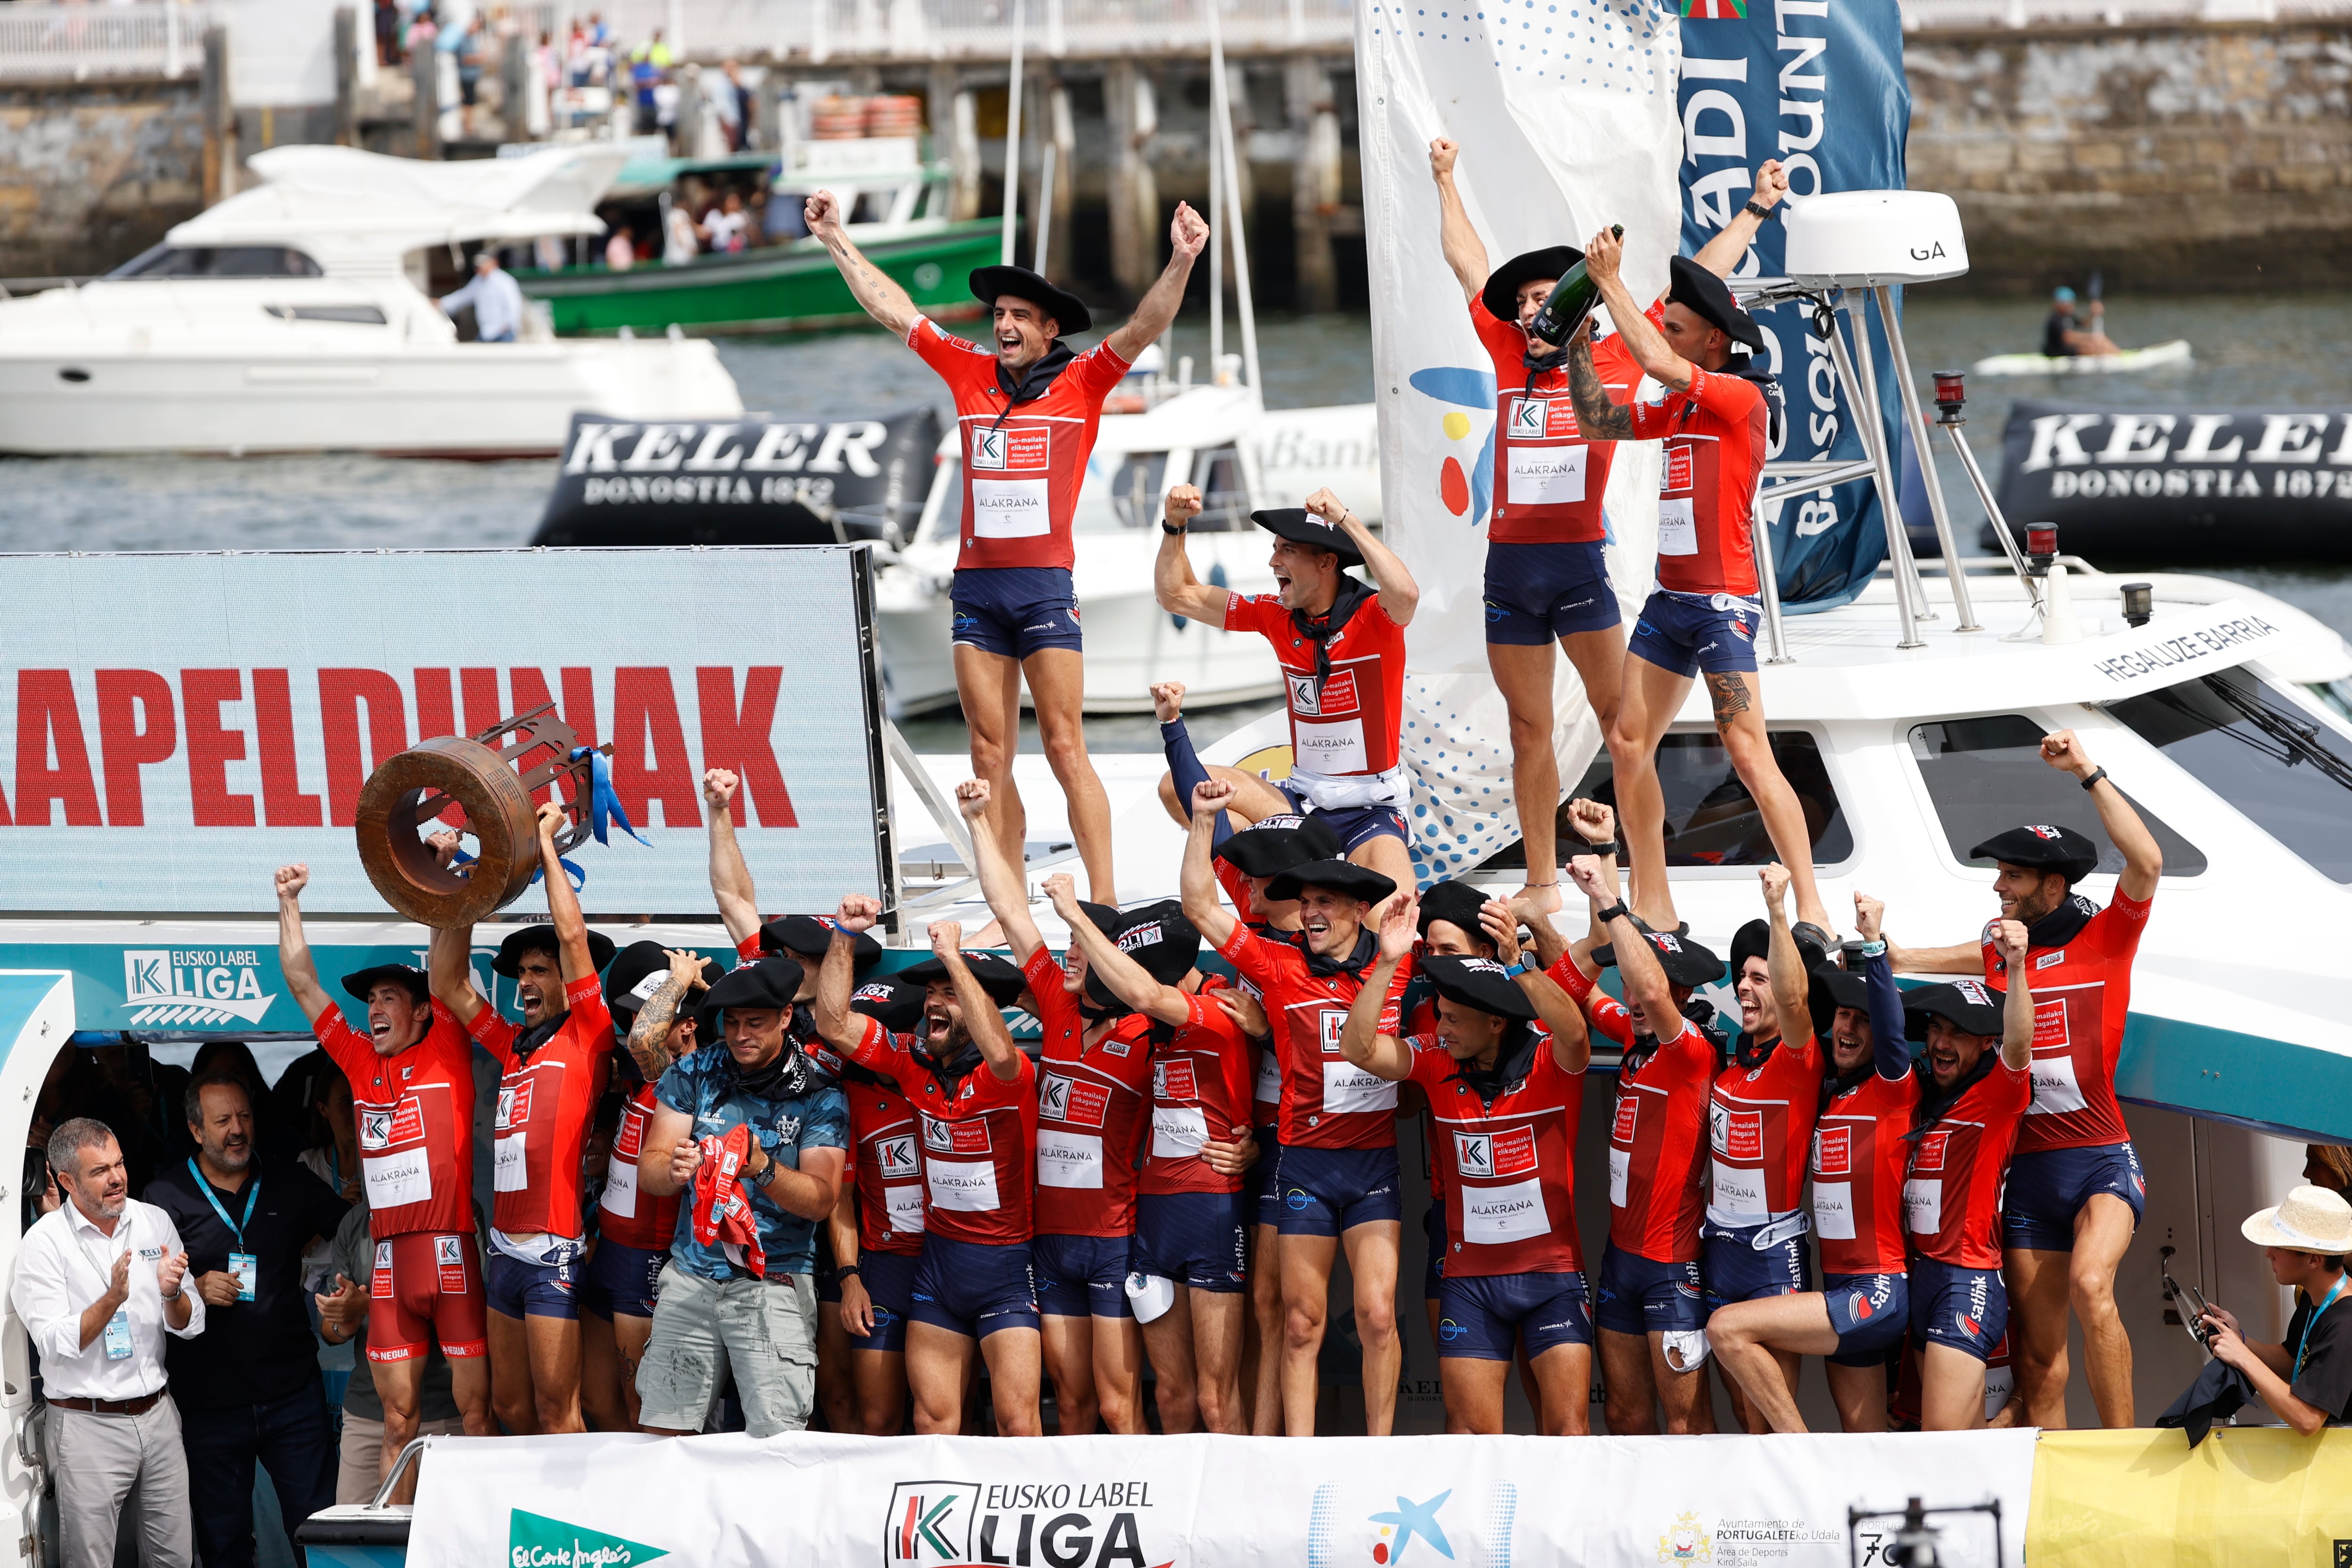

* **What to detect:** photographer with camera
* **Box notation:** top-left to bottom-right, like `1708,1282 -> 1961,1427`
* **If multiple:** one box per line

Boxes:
2197,1186 -> 2352,1433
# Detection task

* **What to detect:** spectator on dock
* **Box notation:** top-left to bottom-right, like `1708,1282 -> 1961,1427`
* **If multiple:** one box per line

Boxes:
2198,1186 -> 2352,1433
439,249 -> 525,342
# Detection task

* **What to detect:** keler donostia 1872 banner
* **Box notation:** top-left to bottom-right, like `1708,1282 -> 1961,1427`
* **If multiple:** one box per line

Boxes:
0,548 -> 888,917
404,1428 -> 2035,1568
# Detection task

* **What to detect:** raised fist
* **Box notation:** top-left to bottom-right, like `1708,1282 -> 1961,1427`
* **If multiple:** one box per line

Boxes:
1853,892 -> 1884,944
274,864 -> 310,901
836,894 -> 882,934
955,779 -> 991,821
1169,201 -> 1209,260
1151,681 -> 1187,723
1191,778 -> 1235,813
1163,484 -> 1203,530
804,190 -> 842,236
704,768 -> 739,807
1428,137 -> 1460,179
1303,487 -> 1349,526
1566,797 -> 1616,848
2039,729 -> 2094,778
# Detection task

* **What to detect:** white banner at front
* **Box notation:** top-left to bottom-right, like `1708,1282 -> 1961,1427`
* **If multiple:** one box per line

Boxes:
1353,0 -> 1685,880
406,1428 -> 2037,1568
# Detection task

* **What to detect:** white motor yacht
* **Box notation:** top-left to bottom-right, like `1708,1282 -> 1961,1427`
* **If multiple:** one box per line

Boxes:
0,144 -> 742,457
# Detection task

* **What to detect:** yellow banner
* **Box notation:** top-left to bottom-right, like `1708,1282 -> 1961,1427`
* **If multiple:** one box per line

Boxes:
2028,1428 -> 2352,1568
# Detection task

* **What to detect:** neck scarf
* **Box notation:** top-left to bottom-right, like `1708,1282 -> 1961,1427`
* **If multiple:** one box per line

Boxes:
1290,575 -> 1377,692
1910,1045 -> 1999,1138
1452,1027 -> 1542,1109
730,1014 -> 811,1101
510,1011 -> 565,1062
988,340 -> 1076,432
2026,893 -> 2098,952
1300,924 -> 1379,981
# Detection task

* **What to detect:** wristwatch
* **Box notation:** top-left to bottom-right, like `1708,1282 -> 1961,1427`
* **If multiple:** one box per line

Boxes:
1503,961 -> 1529,979
1595,901 -> 1632,926
2079,765 -> 2109,791
1742,199 -> 1778,222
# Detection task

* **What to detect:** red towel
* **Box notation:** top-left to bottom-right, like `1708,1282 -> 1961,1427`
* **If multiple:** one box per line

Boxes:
689,1123 -> 767,1279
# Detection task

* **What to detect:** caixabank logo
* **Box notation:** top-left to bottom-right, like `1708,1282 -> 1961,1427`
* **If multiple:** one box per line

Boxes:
883,1479 -> 1169,1568
1306,1481 -> 1516,1568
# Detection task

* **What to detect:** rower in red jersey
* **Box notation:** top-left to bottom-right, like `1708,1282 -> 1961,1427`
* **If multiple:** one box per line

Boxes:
1428,139 -> 1791,915
1180,776 -> 1410,1437
1564,225 -> 1838,946
1694,868 -> 1828,1432
1343,892 -> 1596,1434
1557,852 -> 1723,1435
579,942 -> 713,1433
272,864 -> 491,1489
1901,920 -> 2036,1431
428,800 -> 618,1438
1049,883 -> 1260,1436
962,786 -> 1157,1440
816,890 -> 1043,1439
1891,729 -> 2161,1432
826,977 -> 931,1436
1155,485 -> 1422,891
1708,891 -> 1918,1433
807,192 -> 1208,906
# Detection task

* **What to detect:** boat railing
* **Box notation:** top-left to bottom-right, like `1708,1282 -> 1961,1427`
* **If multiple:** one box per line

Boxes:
0,0 -> 214,81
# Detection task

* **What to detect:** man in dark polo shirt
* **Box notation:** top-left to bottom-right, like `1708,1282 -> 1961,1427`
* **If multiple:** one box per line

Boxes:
144,1068 -> 347,1567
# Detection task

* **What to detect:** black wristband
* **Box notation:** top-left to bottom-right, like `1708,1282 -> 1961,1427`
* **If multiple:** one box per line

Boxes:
1743,199 -> 1777,222
1596,901 -> 1632,926
834,1264 -> 860,1280
2079,765 -> 2109,792
1162,521 -> 1188,536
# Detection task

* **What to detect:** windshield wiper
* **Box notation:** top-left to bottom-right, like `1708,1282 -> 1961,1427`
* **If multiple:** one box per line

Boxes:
2182,675 -> 2352,793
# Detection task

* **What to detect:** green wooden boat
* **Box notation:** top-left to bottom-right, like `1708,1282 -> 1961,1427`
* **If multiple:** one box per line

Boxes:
512,147 -> 1004,337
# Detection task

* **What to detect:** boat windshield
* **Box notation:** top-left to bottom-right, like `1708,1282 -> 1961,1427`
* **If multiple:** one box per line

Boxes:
1474,730 -> 1852,872
105,245 -> 326,281
2105,669 -> 2352,884
1907,714 -> 2207,876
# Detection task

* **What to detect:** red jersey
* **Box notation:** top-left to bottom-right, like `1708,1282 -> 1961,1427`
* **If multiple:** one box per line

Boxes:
1406,1035 -> 1586,1275
1215,858 -> 1267,934
1812,1064 -> 1920,1276
1224,589 -> 1408,784
1140,988 -> 1255,1197
317,1001 -> 477,1241
907,315 -> 1130,572
1606,1021 -> 1716,1264
599,1082 -> 681,1251
1979,892 -> 2151,1154
1548,954 -> 1637,1051
1905,1057 -> 2033,1269
1470,296 -> 1646,545
846,1078 -> 925,1258
1626,363 -> 1767,596
469,976 -> 613,1241
1023,949 -> 1155,1238
845,1016 -> 1038,1246
1707,1032 -> 1822,1227
1218,925 -> 1405,1151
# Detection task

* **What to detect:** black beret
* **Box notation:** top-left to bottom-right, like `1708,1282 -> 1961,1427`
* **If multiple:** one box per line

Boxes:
1968,823 -> 2100,884
1083,901 -> 1203,1009
703,958 -> 801,1014
1667,254 -> 1765,350
1263,859 -> 1397,907
604,939 -> 726,1014
969,263 -> 1091,335
1728,918 -> 1827,979
340,963 -> 431,1006
898,951 -> 1029,1007
1216,813 -> 1345,878
1594,931 -> 1725,989
849,977 -> 925,1034
1903,978 -> 2007,1041
1480,245 -> 1585,328
760,915 -> 881,970
1807,963 -> 1871,1043
492,924 -> 616,979
1417,880 -> 1496,947
1251,507 -> 1363,568
1421,954 -> 1538,1022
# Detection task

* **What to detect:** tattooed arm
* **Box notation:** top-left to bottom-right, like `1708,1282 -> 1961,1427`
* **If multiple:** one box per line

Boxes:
625,948 -> 704,1082
1564,329 -> 1636,440
1581,225 -> 1696,394
805,190 -> 919,338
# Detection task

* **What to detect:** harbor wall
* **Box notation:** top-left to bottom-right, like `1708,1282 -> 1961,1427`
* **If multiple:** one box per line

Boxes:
1903,20 -> 2352,292
0,73 -> 208,280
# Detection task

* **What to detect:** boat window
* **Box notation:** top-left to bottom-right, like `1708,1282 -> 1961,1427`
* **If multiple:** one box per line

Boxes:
2105,670 -> 2352,883
1472,730 -> 1851,872
105,245 -> 326,280
1190,446 -> 1248,533
1908,715 -> 2206,876
263,303 -> 387,325
1070,452 -> 1168,533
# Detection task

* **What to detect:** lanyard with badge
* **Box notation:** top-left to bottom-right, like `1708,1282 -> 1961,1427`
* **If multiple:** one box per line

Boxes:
2295,1274 -> 2347,1382
189,1158 -> 260,1302
72,1227 -> 137,1361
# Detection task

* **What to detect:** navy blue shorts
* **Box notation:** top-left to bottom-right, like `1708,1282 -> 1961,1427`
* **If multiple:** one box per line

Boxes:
1700,1221 -> 1813,1311
1627,588 -> 1762,678
1909,1258 -> 2007,1363
845,1251 -> 920,1355
1250,1124 -> 1283,1230
950,566 -> 1082,660
1422,1202 -> 1446,1302
1134,1192 -> 1249,1294
1821,1271 -> 1909,1366
1271,1144 -> 1403,1238
1272,782 -> 1408,853
1593,1242 -> 1707,1336
909,1233 -> 1040,1340
1438,1271 -> 1594,1361
486,1248 -> 579,1321
2002,1142 -> 2145,1251
577,1239 -> 664,1321
1483,541 -> 1621,645
1032,1232 -> 1135,1319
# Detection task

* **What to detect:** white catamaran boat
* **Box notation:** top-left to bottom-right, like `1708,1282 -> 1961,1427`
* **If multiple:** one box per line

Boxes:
0,145 -> 743,457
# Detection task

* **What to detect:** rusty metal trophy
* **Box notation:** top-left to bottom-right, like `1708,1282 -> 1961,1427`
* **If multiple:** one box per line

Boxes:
354,704 -> 620,926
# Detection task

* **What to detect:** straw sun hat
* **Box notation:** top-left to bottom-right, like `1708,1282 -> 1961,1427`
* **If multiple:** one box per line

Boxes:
2241,1185 -> 2352,1254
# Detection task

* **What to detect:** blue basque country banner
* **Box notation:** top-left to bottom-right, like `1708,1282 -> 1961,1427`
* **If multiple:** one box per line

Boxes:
1676,0 -> 1911,609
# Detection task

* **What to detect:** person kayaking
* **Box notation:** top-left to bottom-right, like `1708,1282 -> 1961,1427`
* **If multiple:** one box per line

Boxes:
2042,287 -> 2119,358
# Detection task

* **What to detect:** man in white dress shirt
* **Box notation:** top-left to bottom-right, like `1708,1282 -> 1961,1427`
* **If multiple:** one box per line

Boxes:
438,249 -> 526,342
11,1118 -> 202,1568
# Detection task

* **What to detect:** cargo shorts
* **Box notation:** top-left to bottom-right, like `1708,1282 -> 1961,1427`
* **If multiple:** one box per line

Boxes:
634,1263 -> 818,1438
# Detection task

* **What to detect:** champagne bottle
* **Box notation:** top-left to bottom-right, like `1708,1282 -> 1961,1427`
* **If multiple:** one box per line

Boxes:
1526,226 -> 1624,349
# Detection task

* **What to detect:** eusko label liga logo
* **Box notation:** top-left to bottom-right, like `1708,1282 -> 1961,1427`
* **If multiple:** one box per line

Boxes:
883,1479 -> 1169,1568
